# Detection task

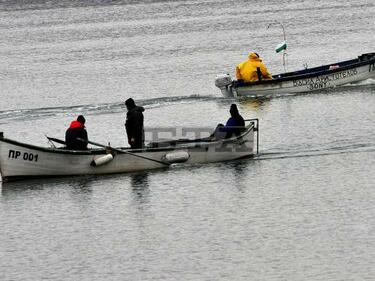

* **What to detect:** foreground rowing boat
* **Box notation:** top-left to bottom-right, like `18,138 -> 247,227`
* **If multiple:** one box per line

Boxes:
0,119 -> 258,182
215,53 -> 375,98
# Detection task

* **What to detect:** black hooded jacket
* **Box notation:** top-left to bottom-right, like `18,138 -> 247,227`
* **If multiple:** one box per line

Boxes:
65,120 -> 88,150
125,106 -> 145,148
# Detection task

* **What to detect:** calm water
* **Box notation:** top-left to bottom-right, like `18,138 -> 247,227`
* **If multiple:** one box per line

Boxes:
1,0 -> 375,280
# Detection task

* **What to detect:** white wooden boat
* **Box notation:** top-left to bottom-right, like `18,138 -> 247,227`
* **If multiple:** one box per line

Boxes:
215,53 -> 375,98
0,119 -> 258,182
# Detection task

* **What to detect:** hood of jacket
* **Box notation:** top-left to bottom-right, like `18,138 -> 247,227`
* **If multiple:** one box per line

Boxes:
69,120 -> 85,129
129,106 -> 145,113
248,52 -> 262,62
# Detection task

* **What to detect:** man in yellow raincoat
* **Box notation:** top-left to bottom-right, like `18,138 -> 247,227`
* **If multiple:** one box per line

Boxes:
236,52 -> 273,82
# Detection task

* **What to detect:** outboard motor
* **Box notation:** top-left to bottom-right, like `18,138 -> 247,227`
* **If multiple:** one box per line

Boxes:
215,74 -> 233,97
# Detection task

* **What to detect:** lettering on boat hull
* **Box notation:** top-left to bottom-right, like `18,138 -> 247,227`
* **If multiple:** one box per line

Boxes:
8,149 -> 39,162
293,68 -> 358,90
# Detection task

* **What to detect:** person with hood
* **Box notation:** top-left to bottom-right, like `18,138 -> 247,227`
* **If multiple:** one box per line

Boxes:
211,104 -> 245,139
125,98 -> 145,149
236,52 -> 273,82
65,115 -> 88,150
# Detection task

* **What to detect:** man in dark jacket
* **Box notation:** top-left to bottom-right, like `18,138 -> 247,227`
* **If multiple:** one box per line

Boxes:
212,104 -> 245,139
222,104 -> 245,138
65,115 -> 88,150
125,98 -> 145,149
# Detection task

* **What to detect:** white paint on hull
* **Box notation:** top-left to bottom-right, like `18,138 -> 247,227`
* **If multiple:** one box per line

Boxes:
0,121 -> 258,181
216,55 -> 375,98
234,65 -> 374,97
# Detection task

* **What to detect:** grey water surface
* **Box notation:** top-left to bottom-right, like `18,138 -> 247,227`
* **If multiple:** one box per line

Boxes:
1,0 -> 375,280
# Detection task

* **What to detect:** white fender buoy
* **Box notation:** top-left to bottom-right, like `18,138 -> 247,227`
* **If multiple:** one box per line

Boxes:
163,151 -> 190,164
91,154 -> 114,167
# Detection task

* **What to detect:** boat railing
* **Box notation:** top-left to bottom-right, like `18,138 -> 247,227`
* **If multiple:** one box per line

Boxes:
245,119 -> 259,154
146,119 -> 259,154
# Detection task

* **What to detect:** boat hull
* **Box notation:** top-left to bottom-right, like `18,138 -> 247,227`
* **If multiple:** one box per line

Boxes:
0,120 -> 258,181
216,53 -> 375,97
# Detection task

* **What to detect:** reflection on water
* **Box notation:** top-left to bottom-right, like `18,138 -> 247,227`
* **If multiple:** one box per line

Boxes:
70,176 -> 94,193
130,172 -> 150,204
222,158 -> 254,192
239,98 -> 270,111
1,178 -> 50,195
0,175 -> 95,197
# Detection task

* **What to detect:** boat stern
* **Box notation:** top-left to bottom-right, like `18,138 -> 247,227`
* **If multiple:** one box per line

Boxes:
0,132 -> 5,181
215,74 -> 234,97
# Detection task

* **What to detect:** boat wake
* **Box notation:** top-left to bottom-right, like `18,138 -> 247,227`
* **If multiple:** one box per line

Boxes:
0,94 -> 226,123
256,141 -> 375,161
344,78 -> 375,86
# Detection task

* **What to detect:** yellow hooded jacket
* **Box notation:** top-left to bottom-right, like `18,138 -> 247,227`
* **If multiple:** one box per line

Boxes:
236,53 -> 273,82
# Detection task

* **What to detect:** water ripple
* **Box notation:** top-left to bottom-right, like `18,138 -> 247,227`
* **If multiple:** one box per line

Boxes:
0,94 -> 224,122
258,141 -> 375,161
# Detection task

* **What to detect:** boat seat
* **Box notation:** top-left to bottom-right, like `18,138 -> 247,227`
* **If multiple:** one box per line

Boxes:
148,137 -> 214,148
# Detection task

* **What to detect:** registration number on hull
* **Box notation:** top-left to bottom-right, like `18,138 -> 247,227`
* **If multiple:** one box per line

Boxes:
8,150 -> 39,162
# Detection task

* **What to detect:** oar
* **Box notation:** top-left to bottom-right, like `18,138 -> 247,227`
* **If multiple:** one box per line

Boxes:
46,136 -> 66,145
77,138 -> 170,166
45,134 -> 56,148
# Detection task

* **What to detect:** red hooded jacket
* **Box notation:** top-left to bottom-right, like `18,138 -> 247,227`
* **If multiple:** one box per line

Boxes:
65,121 -> 88,150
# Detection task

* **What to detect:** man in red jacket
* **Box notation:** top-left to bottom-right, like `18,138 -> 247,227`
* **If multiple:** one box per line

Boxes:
65,115 -> 88,150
